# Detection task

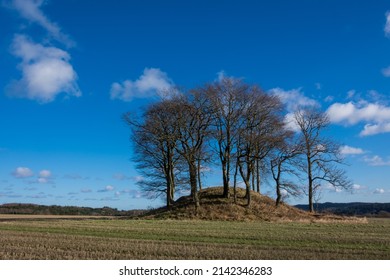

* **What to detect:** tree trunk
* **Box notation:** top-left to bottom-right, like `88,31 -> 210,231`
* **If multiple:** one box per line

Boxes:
308,180 -> 314,212
276,186 -> 281,207
246,182 -> 251,207
275,161 -> 282,207
233,158 -> 238,204
252,168 -> 255,191
275,177 -> 281,207
238,161 -> 251,207
166,183 -> 172,208
170,166 -> 175,204
166,150 -> 176,208
307,155 -> 314,212
256,159 -> 260,193
222,159 -> 229,198
197,158 -> 202,191
189,161 -> 200,210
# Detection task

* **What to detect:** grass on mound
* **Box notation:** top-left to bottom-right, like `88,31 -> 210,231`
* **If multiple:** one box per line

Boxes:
141,187 -> 359,222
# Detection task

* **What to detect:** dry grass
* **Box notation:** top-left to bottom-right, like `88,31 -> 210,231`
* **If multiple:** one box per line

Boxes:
0,187 -> 382,260
0,218 -> 388,260
143,187 -> 363,223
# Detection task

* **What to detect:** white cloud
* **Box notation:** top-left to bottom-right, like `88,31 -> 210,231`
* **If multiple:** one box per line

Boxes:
360,122 -> 390,136
335,188 -> 343,193
280,189 -> 288,197
339,145 -> 364,155
326,102 -> 360,125
12,167 -> 34,178
132,190 -> 143,199
37,177 -> 48,184
351,184 -> 370,194
383,12 -> 390,78
283,112 -> 300,132
269,87 -> 319,112
110,68 -> 174,101
37,169 -> 51,184
327,101 -> 390,136
113,173 -> 143,181
8,35 -> 80,103
385,11 -> 390,37
105,185 -> 114,191
374,188 -> 385,194
352,184 -> 365,191
322,183 -> 343,193
39,169 -> 51,178
8,0 -> 74,47
97,185 -> 115,192
364,155 -> 390,166
327,184 -> 343,193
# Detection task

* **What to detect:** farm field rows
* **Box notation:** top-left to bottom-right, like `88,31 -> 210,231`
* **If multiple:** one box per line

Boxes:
0,218 -> 389,260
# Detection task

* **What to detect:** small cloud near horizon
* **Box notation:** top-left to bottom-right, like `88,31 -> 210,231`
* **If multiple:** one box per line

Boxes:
12,167 -> 34,178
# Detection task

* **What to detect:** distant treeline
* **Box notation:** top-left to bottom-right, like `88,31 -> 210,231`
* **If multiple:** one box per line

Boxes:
0,203 -> 145,217
295,202 -> 390,217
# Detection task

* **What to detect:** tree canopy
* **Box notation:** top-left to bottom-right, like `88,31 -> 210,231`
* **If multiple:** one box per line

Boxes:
124,78 -> 352,213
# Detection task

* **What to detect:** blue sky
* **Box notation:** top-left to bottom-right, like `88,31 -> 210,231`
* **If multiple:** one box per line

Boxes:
1,0 -> 390,210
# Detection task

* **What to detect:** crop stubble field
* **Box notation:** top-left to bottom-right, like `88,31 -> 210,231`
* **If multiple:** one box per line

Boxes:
0,216 -> 389,260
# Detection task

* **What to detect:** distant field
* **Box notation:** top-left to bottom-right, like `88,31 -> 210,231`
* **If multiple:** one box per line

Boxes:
0,214 -> 114,220
0,217 -> 389,259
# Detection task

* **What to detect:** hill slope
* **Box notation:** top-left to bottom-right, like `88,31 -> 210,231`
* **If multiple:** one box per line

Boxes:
141,187 -> 351,222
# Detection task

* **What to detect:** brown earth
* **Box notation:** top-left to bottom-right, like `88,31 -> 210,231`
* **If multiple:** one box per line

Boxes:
141,187 -> 359,222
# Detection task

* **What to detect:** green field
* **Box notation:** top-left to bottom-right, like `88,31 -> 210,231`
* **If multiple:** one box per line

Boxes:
0,217 -> 389,259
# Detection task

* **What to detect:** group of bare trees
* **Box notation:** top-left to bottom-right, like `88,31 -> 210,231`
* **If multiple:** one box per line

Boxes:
124,78 -> 351,212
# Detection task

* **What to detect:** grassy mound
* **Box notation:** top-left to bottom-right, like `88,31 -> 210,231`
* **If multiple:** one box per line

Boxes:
141,187 -> 356,222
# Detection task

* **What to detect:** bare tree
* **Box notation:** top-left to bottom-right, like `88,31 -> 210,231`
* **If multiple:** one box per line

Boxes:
250,92 -> 285,195
294,109 -> 352,212
174,90 -> 213,210
125,86 -> 213,211
236,86 -> 285,206
123,99 -> 183,208
270,133 -> 301,206
205,77 -> 248,198
124,80 -> 352,217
